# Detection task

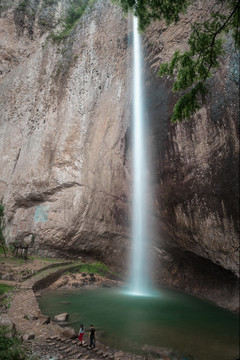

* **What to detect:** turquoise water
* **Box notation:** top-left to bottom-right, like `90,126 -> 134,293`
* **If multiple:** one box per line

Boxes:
38,287 -> 239,360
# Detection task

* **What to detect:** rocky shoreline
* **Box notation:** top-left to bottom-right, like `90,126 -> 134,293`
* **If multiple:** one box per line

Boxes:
0,257 -> 184,360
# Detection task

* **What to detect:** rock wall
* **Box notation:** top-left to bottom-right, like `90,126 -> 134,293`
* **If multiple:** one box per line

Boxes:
142,1 -> 239,310
0,0 -> 239,310
0,0 -> 130,266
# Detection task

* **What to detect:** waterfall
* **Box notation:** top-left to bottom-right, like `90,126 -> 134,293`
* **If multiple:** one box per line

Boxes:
129,15 -> 152,296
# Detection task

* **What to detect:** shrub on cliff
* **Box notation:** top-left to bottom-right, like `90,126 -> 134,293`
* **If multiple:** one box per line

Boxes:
51,0 -> 97,42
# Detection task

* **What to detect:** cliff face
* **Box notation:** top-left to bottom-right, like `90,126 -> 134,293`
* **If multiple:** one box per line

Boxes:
0,0 -> 239,310
0,0 -> 130,266
141,1 -> 239,310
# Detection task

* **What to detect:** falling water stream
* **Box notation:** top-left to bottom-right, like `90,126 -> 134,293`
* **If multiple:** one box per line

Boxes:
129,15 -> 152,296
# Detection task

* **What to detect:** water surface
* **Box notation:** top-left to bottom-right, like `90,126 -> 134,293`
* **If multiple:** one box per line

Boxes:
38,287 -> 239,360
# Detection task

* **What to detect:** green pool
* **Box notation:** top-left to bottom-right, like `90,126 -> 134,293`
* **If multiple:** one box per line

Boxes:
38,287 -> 239,360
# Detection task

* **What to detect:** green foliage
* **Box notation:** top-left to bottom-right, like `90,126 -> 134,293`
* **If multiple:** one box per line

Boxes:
38,19 -> 49,27
51,0 -> 96,42
0,284 -> 13,296
0,246 -> 5,254
115,0 -> 240,121
45,0 -> 58,5
77,262 -> 109,276
113,0 -> 192,30
16,1 -> 28,12
0,284 -> 14,308
0,326 -> 26,360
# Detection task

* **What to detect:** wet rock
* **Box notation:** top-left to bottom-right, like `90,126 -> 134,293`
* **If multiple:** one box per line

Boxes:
23,333 -> 35,341
60,326 -> 78,339
38,315 -> 50,325
29,311 -> 40,321
101,281 -> 112,288
89,274 -> 96,283
141,344 -> 180,359
2,273 -> 13,280
55,313 -> 69,322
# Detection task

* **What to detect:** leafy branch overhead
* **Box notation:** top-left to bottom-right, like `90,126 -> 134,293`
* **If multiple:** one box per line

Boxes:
114,0 -> 240,122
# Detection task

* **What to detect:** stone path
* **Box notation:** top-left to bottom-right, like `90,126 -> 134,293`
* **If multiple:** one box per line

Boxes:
4,264 -> 148,360
27,336 -> 147,360
8,288 -> 148,359
4,262 -> 175,360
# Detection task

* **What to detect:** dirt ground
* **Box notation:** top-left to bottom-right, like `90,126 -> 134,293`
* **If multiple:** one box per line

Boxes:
0,255 -> 68,282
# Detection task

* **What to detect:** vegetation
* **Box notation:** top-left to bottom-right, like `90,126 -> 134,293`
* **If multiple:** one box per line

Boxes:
0,246 -> 6,255
0,284 -> 14,296
0,284 -> 14,309
74,262 -> 109,276
0,256 -> 25,265
51,0 -> 96,42
44,0 -> 58,5
16,1 -> 28,12
0,325 -> 27,360
114,0 -> 240,122
28,255 -> 60,262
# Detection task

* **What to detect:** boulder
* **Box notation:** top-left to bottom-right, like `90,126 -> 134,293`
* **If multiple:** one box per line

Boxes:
60,326 -> 78,339
101,281 -> 112,288
0,314 -> 16,334
54,313 -> 69,321
37,315 -> 50,325
29,311 -> 40,321
23,333 -> 35,341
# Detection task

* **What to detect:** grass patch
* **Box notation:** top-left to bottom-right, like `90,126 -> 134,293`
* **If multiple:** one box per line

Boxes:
76,262 -> 109,276
28,256 -> 61,262
0,284 -> 14,296
44,0 -> 58,5
0,246 -> 6,255
0,284 -> 14,309
0,257 -> 25,265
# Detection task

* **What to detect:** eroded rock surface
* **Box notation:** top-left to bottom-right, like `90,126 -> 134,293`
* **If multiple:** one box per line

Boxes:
0,0 -> 239,310
0,0 -> 130,267
141,1 -> 239,310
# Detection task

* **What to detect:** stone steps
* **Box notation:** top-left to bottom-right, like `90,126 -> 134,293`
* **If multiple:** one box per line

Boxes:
38,335 -> 149,360
44,336 -> 121,360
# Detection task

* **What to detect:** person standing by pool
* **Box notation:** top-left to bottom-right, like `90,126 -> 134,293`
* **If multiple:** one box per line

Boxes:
89,324 -> 96,348
78,324 -> 85,345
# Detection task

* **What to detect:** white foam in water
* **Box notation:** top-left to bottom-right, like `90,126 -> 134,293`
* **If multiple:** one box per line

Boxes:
128,15 -> 152,297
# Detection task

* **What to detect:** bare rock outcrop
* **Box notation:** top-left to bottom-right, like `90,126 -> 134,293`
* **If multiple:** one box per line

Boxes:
141,0 -> 239,309
0,0 -> 130,267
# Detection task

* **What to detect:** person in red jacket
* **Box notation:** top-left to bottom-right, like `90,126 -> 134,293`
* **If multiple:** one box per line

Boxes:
78,324 -> 84,345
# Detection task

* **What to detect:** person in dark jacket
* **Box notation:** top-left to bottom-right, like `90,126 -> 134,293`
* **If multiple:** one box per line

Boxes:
89,324 -> 96,348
